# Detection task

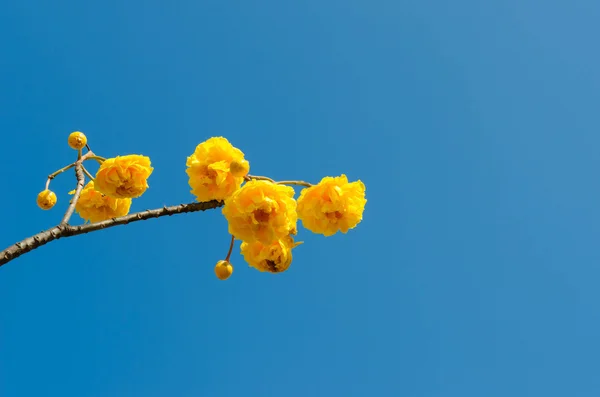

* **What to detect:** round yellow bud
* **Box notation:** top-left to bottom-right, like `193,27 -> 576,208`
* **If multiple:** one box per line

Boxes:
215,260 -> 234,280
68,131 -> 87,150
37,190 -> 57,210
230,159 -> 250,177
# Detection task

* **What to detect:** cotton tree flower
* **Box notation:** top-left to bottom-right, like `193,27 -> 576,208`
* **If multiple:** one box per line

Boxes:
94,155 -> 154,199
240,235 -> 302,273
186,137 -> 249,202
222,180 -> 297,244
297,174 -> 366,236
70,181 -> 132,223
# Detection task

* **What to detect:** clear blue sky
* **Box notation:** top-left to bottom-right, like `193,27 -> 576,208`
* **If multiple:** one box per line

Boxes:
1,1 -> 600,396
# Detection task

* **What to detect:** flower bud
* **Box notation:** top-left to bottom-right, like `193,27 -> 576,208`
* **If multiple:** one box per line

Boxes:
37,189 -> 57,210
229,159 -> 250,177
68,131 -> 87,150
214,260 -> 234,280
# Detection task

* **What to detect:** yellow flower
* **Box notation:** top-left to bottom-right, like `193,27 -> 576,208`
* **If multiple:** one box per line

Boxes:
214,260 -> 234,280
186,137 -> 249,201
68,131 -> 87,150
71,181 -> 132,223
94,155 -> 153,198
37,190 -> 57,210
240,235 -> 302,273
297,174 -> 366,236
222,180 -> 297,244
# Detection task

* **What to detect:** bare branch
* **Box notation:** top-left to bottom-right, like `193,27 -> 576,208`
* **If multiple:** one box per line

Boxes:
275,180 -> 313,187
246,174 -> 276,183
0,200 -> 223,268
246,175 -> 312,187
61,151 -> 95,225
82,165 -> 95,181
61,163 -> 85,225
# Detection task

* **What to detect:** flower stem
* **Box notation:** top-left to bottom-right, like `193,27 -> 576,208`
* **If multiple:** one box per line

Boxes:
225,235 -> 235,262
86,155 -> 106,163
276,180 -> 313,187
246,174 -> 312,187
246,174 -> 276,183
82,166 -> 95,181
61,163 -> 85,225
45,163 -> 76,190
61,151 -> 96,225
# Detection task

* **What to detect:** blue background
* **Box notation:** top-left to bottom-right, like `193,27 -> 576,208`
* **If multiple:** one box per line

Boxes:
1,1 -> 599,396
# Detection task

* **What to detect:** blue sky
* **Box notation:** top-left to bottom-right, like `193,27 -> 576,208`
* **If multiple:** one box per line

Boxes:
1,0 -> 600,396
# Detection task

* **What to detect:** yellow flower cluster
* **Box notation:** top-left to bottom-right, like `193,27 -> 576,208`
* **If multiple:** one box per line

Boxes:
240,235 -> 302,273
36,132 -> 367,282
36,132 -> 153,224
184,137 -> 367,279
70,182 -> 132,223
94,155 -> 154,199
186,137 -> 249,202
297,175 -> 367,236
222,180 -> 297,244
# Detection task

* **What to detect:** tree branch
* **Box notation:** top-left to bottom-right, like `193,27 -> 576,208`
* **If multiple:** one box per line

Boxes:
61,162 -> 86,224
0,200 -> 223,268
60,151 -> 96,225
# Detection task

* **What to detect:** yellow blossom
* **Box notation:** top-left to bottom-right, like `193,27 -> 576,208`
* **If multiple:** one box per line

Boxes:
240,235 -> 302,273
185,137 -> 248,201
94,155 -> 153,199
222,180 -> 297,244
214,260 -> 234,280
297,174 -> 366,236
70,181 -> 132,223
67,131 -> 87,150
37,190 -> 57,210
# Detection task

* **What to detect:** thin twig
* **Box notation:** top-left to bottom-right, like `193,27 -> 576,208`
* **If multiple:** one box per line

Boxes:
60,152 -> 93,225
0,200 -> 223,268
61,163 -> 84,224
225,235 -> 235,261
246,175 -> 312,187
82,165 -> 95,181
86,155 -> 106,163
45,163 -> 76,190
276,180 -> 313,187
247,174 -> 276,183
